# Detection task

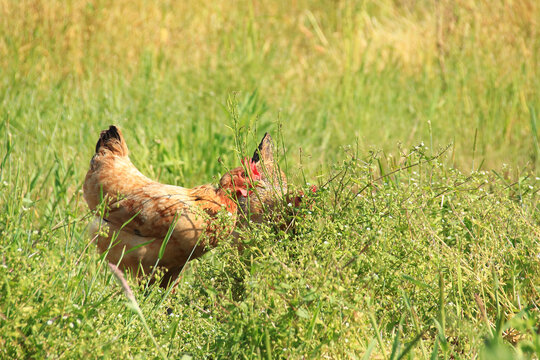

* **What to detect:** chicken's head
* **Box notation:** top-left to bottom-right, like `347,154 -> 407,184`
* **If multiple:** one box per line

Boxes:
220,158 -> 262,198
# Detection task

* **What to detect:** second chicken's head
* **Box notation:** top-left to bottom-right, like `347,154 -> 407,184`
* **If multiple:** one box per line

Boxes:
220,159 -> 262,198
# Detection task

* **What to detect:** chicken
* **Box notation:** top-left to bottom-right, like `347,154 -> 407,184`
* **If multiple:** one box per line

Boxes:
239,140 -> 317,233
83,125 -> 268,286
237,133 -> 288,223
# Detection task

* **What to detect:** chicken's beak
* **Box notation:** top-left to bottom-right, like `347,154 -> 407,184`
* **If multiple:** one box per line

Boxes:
232,173 -> 252,198
239,178 -> 258,197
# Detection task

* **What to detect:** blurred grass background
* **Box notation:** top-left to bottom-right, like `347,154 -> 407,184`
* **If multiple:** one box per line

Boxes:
1,0 -> 539,180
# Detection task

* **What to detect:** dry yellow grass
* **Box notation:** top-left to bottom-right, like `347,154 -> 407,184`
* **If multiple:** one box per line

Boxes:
1,0 -> 537,82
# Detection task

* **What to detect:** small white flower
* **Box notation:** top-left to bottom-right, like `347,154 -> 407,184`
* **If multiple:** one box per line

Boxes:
47,320 -> 53,325
287,203 -> 292,207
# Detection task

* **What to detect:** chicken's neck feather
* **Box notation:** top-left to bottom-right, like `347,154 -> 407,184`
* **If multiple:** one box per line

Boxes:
190,185 -> 238,214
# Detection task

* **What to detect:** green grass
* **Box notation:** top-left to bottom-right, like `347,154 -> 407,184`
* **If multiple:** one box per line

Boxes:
1,0 -> 540,358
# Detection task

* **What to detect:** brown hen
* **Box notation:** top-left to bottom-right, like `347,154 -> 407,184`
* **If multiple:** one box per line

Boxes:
83,126 -> 270,285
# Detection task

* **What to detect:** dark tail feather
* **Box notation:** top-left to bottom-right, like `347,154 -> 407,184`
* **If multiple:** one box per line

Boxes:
95,125 -> 129,156
251,132 -> 273,164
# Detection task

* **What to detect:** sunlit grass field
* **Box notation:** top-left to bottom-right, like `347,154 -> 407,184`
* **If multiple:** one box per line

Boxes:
1,0 -> 539,358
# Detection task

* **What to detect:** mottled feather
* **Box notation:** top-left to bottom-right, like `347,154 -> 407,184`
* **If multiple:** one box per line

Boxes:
84,126 -> 241,286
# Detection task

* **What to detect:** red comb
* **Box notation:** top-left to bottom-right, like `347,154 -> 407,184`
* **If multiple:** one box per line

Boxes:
242,157 -> 261,179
